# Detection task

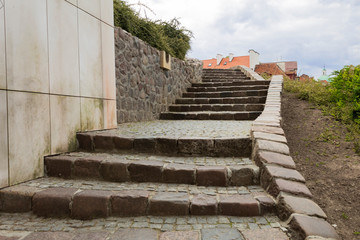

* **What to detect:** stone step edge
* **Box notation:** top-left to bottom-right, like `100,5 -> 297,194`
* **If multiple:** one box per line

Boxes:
249,75 -> 340,240
0,186 -> 275,220
168,104 -> 264,112
182,90 -> 268,98
45,155 -> 259,187
187,86 -> 270,91
192,83 -> 270,88
175,97 -> 266,104
160,111 -> 261,121
77,134 -> 252,157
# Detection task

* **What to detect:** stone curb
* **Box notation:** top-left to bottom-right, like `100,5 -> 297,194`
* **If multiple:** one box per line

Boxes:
44,155 -> 259,187
76,134 -> 252,157
0,187 -> 270,220
248,74 -> 340,240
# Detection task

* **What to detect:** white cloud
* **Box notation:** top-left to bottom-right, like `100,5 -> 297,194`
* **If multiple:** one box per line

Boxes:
126,0 -> 360,78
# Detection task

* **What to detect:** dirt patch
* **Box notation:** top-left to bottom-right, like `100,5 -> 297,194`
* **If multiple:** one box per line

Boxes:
281,92 -> 360,240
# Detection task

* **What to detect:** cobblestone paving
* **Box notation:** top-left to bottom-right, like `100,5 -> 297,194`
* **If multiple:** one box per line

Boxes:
0,213 -> 289,234
20,178 -> 264,196
101,120 -> 252,138
66,152 -> 253,166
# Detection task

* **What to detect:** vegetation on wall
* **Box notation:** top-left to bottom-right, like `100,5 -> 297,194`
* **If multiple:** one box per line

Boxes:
284,65 -> 360,152
113,0 -> 192,60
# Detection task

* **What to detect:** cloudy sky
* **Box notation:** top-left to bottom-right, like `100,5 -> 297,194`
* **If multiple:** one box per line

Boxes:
127,0 -> 360,78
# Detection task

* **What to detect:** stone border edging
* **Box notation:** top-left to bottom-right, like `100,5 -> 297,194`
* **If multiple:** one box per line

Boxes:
231,65 -> 264,81
246,74 -> 339,240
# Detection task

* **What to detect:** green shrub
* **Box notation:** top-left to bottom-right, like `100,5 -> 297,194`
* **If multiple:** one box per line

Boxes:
113,0 -> 192,60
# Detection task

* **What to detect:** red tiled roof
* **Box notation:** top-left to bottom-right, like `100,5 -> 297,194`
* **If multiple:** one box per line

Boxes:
285,61 -> 298,73
254,63 -> 286,76
202,56 -> 250,69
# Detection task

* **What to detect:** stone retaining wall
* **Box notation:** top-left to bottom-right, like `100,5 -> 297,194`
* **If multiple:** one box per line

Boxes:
244,69 -> 339,239
114,27 -> 203,123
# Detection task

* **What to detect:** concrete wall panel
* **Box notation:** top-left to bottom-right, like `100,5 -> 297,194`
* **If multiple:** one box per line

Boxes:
48,0 -> 80,96
5,0 -> 49,93
8,91 -> 50,185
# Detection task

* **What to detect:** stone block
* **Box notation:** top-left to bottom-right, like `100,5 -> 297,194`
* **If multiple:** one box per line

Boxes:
253,139 -> 290,155
201,228 -> 244,240
254,151 -> 296,169
100,159 -> 130,182
241,229 -> 289,240
277,193 -> 327,221
267,178 -> 313,198
148,193 -> 189,216
71,190 -> 112,220
196,166 -> 228,186
22,232 -> 74,240
93,134 -> 114,150
261,166 -> 305,189
133,138 -> 156,153
113,137 -> 133,150
156,138 -> 178,154
77,133 -> 93,151
190,194 -> 217,215
163,163 -> 195,184
252,132 -> 287,143
0,186 -> 39,212
44,155 -> 75,178
110,229 -> 159,240
32,188 -> 77,217
229,166 -> 258,186
178,138 -> 214,155
254,194 -> 276,214
111,190 -> 150,216
289,215 -> 339,239
73,157 -> 102,179
219,195 -> 260,216
128,160 -> 163,182
160,231 -> 199,240
214,138 -> 251,157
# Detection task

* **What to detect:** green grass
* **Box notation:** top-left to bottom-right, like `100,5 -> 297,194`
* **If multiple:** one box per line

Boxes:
284,65 -> 360,153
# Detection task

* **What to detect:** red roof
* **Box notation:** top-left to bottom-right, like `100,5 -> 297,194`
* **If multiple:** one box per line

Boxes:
285,61 -> 298,73
254,63 -> 286,76
202,56 -> 250,69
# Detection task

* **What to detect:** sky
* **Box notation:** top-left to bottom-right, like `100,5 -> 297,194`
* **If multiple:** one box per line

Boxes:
126,0 -> 360,79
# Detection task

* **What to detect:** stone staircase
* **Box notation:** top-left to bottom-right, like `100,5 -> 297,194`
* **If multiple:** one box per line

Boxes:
160,69 -> 270,120
0,69 -> 293,239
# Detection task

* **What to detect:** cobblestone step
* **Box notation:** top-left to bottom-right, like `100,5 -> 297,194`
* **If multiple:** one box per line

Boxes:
168,104 -> 264,112
160,111 -> 261,121
44,152 -> 259,186
76,120 -> 253,157
0,178 -> 275,220
202,76 -> 249,80
192,80 -> 270,87
182,90 -> 268,98
187,85 -> 269,92
175,96 -> 266,105
0,213 -> 290,240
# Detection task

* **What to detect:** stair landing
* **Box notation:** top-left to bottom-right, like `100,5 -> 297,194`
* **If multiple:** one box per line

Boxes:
78,120 -> 253,157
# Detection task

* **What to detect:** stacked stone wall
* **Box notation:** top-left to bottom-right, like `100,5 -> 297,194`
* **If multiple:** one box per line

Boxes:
114,27 -> 203,123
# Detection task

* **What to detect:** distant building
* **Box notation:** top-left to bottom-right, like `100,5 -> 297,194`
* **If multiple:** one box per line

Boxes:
299,74 -> 314,82
202,50 -> 260,70
318,67 -> 330,83
254,61 -> 298,80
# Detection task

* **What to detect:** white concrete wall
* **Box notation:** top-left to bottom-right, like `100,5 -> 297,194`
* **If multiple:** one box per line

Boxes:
0,0 -> 117,187
249,49 -> 260,70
